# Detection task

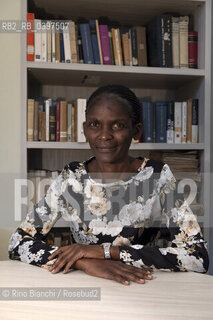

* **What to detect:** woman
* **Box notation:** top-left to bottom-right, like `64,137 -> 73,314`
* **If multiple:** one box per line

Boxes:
8,85 -> 209,285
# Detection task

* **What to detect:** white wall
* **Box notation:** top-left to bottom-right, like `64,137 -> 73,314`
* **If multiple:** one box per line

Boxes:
0,0 -> 22,260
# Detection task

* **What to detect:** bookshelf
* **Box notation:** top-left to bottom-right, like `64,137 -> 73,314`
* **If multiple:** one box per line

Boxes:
21,0 -> 212,246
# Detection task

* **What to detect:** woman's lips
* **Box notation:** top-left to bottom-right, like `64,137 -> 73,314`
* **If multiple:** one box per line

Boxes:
95,146 -> 118,152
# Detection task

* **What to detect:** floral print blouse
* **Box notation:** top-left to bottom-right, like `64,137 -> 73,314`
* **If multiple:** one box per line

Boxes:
8,157 -> 209,273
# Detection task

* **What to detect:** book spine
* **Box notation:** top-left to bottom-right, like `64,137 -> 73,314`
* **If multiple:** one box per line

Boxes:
108,28 -> 115,65
141,101 -> 154,142
121,31 -> 130,66
99,25 -> 111,65
77,24 -> 84,63
192,99 -> 199,143
115,28 -> 123,65
174,102 -> 182,143
89,20 -> 101,64
46,21 -> 52,62
51,22 -> 56,62
163,15 -> 172,68
27,99 -> 34,141
49,102 -> 56,141
96,20 -> 103,64
55,28 -> 60,62
77,99 -> 87,142
63,22 -> 71,63
188,31 -> 198,68
41,21 -> 47,62
56,101 -> 60,142
41,111 -> 46,141
136,26 -> 147,66
38,107 -> 42,141
172,17 -> 180,68
27,13 -> 35,61
131,27 -> 138,66
70,21 -> 78,63
72,101 -> 77,142
60,30 -> 65,62
112,28 -> 118,65
34,19 -> 41,62
45,99 -> 50,141
33,101 -> 39,141
179,16 -> 189,68
80,24 -> 94,64
67,102 -> 72,142
166,101 -> 174,143
60,101 -> 68,141
186,98 -> 192,143
147,16 -> 162,67
155,102 -> 167,143
181,101 -> 187,143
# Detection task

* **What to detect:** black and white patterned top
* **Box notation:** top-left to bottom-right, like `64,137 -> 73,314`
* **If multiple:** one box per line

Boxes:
8,157 -> 209,272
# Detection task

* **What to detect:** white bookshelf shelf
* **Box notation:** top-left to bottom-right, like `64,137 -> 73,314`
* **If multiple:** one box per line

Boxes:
27,62 -> 205,89
26,142 -> 205,150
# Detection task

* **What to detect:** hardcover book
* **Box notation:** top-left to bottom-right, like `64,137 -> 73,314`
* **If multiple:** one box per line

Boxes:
80,23 -> 94,64
155,101 -> 167,143
99,24 -> 111,65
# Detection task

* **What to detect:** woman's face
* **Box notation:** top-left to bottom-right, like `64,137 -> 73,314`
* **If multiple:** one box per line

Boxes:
83,97 -> 142,165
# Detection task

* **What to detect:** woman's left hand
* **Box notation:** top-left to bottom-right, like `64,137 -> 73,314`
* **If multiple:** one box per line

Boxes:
48,244 -> 104,274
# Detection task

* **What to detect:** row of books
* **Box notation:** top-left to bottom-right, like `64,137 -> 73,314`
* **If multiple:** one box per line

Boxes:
27,97 -> 199,143
140,99 -> 199,143
27,13 -> 198,68
27,98 -> 87,142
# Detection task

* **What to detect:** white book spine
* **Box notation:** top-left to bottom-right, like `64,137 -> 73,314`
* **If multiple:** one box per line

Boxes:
51,22 -> 56,62
67,103 -> 72,142
45,99 -> 50,141
46,21 -> 52,62
192,126 -> 198,143
34,19 -> 41,62
77,99 -> 86,142
181,101 -> 187,143
174,102 -> 182,143
41,22 -> 47,62
172,17 -> 179,68
179,16 -> 189,68
63,22 -> 71,63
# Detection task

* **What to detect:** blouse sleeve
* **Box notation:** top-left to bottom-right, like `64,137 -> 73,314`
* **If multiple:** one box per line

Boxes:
8,166 -> 71,270
119,164 -> 209,273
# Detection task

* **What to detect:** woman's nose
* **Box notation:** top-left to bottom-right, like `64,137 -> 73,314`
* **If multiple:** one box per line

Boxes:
98,126 -> 113,140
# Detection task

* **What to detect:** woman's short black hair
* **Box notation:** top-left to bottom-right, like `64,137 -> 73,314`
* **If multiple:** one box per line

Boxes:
86,85 -> 141,125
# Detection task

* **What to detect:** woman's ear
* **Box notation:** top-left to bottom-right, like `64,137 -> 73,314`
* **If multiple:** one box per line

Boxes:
133,123 -> 143,140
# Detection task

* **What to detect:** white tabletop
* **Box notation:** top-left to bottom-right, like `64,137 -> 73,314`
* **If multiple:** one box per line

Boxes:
0,260 -> 213,320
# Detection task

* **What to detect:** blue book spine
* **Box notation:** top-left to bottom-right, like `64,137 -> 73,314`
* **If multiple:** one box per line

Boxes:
141,101 -> 154,142
80,23 -> 94,64
155,101 -> 167,143
59,31 -> 65,62
89,20 -> 100,64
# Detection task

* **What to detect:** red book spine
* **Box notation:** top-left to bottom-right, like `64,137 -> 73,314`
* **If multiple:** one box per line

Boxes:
27,13 -> 35,61
56,101 -> 60,142
188,31 -> 198,68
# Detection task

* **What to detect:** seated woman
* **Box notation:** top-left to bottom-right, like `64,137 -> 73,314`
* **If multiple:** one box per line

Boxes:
8,85 -> 209,285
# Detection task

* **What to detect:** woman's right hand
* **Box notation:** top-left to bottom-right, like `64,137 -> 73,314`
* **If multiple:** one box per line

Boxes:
73,258 -> 153,285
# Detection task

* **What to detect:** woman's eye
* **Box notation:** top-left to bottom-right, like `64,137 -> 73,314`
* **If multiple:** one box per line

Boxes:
113,122 -> 125,129
89,121 -> 100,128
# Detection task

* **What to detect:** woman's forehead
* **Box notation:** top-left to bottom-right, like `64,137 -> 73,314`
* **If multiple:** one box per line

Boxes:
87,96 -> 131,117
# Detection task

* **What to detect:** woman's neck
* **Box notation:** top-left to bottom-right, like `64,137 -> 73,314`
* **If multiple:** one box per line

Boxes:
87,156 -> 143,183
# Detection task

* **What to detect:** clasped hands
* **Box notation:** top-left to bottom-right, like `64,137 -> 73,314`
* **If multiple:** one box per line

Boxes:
48,243 -> 153,285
